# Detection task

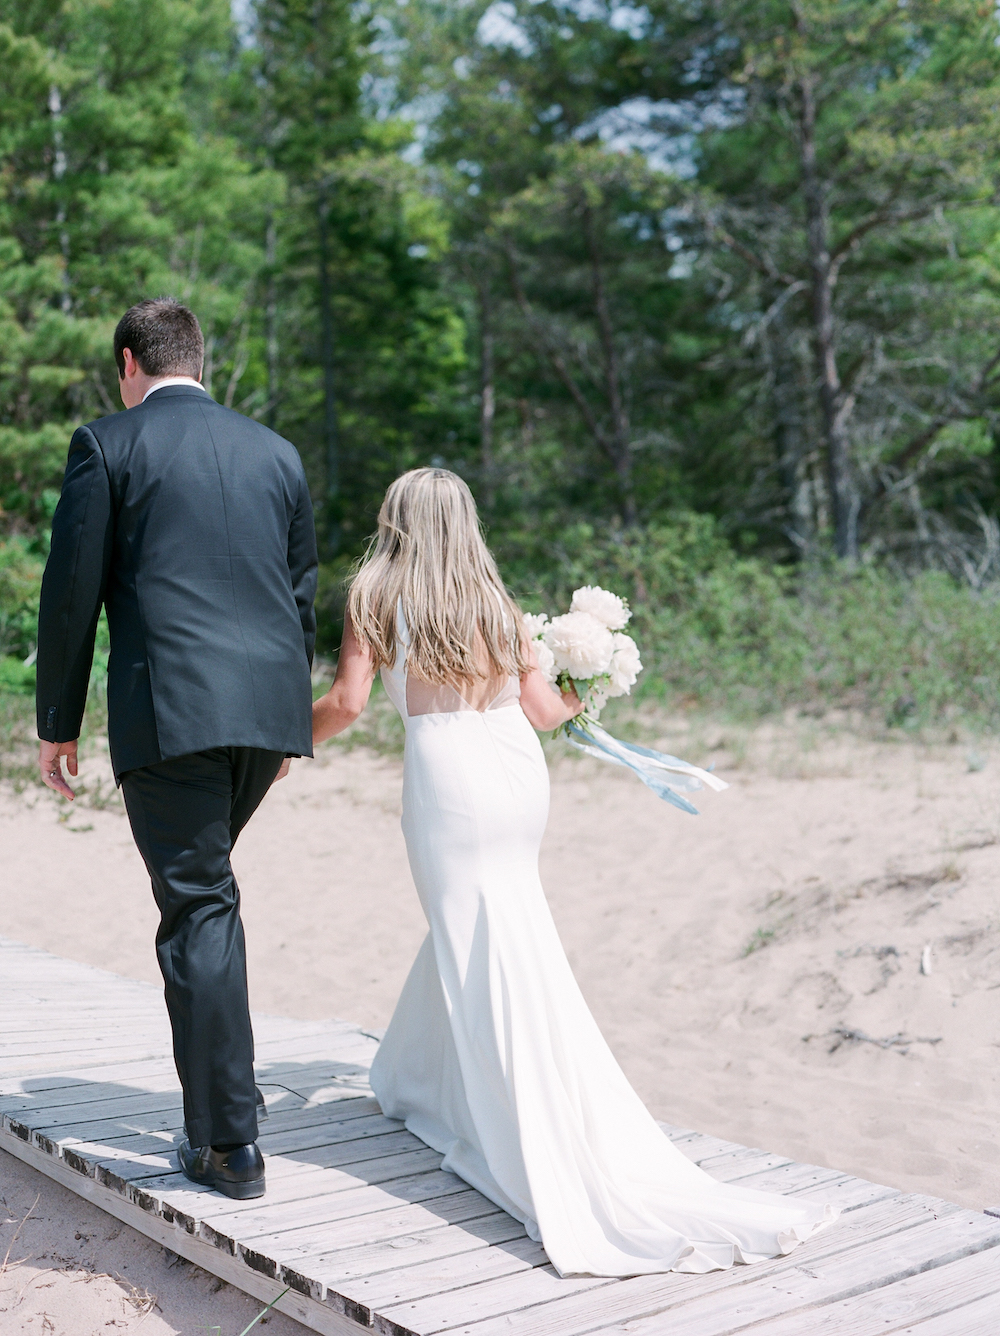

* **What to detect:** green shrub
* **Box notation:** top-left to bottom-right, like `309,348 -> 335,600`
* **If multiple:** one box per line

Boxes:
5,514 -> 1000,735
0,656 -> 35,694
0,536 -> 45,660
496,516 -> 1000,729
0,539 -> 109,747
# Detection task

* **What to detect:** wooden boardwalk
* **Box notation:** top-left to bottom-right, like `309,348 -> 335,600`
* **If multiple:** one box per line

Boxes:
2,937 -> 999,1335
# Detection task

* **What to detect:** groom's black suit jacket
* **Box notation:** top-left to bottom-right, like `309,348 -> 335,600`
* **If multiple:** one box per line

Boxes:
36,385 -> 318,778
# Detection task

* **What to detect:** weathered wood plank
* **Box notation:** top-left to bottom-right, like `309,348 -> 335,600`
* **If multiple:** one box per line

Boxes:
295,1191 -> 914,1327
737,1240 -> 1000,1335
130,1153 -> 454,1238
132,1140 -> 435,1206
21,1088 -> 382,1143
0,1033 -> 371,1081
78,1125 -> 421,1207
5,1099 -> 397,1159
379,1264 -> 612,1336
252,1113 -> 409,1161
4,937 -> 993,1336
901,1292 -> 1000,1336
204,1170 -> 474,1251
0,1073 -> 181,1109
0,1058 -> 179,1094
10,1124 -> 184,1163
414,1197 -> 974,1336
239,1192 -> 503,1271
333,1234 -> 548,1318
777,1174 -> 900,1212
650,1132 -> 746,1164
0,1017 -> 164,1038
286,1214 -> 531,1307
0,1044 -> 173,1073
0,1039 -> 371,1096
724,1159 -> 845,1194
0,1123 -> 359,1336
252,1033 -> 377,1060
322,1192 -> 954,1335
659,1124 -> 704,1140
7,1115 -> 423,1213
537,1212 -> 1000,1336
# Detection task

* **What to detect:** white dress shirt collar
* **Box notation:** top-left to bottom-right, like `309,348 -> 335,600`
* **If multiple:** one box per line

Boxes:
141,377 -> 208,403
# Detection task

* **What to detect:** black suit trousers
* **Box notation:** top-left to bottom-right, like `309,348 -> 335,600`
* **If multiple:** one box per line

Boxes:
121,747 -> 284,1148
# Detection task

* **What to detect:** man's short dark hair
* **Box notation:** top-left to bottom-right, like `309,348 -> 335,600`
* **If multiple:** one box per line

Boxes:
114,298 -> 204,379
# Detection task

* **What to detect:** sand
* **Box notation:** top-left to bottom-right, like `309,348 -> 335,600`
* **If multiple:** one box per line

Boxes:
0,1149 -> 312,1335
2,713 -> 999,1333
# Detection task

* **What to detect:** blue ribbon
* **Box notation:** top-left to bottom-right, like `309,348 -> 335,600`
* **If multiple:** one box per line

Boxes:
564,719 -> 727,815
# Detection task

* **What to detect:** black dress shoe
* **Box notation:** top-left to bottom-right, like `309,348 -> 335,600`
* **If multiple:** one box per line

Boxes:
178,1139 -> 265,1200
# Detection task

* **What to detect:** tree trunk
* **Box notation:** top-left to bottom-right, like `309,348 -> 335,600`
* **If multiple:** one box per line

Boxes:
317,189 -> 340,558
478,279 -> 495,509
583,206 -> 636,523
265,214 -> 279,430
798,74 -> 858,560
48,84 -> 71,314
768,303 -> 813,553
505,243 -> 625,502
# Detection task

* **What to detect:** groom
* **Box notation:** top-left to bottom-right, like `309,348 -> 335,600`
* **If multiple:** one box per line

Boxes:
35,298 -> 317,1200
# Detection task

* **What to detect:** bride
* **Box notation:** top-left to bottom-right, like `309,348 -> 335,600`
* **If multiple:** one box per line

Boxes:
312,467 -> 836,1278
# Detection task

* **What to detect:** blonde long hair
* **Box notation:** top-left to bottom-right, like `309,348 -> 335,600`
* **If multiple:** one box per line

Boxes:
348,468 -> 527,684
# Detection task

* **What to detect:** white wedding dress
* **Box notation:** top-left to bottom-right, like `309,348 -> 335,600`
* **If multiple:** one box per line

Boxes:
369,612 -> 836,1277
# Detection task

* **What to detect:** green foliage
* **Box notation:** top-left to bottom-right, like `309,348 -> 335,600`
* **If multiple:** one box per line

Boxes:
679,0 -> 1000,556
0,534 -> 44,658
499,515 -> 1000,728
0,656 -> 34,693
4,501 -> 1000,737
7,0 -> 1000,558
5,0 -> 1000,747
0,0 -> 276,522
0,538 -> 40,781
315,674 -> 406,757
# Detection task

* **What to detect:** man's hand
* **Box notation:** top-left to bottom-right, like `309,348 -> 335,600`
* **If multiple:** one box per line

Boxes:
39,740 -> 78,801
274,758 -> 291,783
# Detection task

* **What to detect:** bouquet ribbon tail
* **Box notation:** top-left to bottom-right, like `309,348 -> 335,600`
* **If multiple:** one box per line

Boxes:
565,720 -> 728,815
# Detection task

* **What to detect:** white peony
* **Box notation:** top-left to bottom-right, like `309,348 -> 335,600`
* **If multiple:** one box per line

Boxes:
533,638 -> 558,685
570,585 -> 631,630
544,611 -> 615,679
522,612 -> 549,640
607,632 -> 642,698
585,682 -> 610,714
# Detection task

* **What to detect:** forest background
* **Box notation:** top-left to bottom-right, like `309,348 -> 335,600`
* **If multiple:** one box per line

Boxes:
4,0 -> 1000,755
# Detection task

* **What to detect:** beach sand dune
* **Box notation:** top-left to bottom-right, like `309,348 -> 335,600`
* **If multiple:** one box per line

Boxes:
2,718 -> 998,1332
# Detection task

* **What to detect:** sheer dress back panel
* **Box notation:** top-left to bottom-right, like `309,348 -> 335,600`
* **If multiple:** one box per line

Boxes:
405,671 -> 520,716
383,601 -> 521,720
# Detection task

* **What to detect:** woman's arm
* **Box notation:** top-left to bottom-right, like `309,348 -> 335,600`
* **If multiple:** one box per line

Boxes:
313,617 -> 377,744
519,640 -> 583,731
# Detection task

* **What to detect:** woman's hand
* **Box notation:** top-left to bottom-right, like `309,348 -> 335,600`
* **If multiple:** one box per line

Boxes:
519,641 -> 584,731
313,617 -> 376,744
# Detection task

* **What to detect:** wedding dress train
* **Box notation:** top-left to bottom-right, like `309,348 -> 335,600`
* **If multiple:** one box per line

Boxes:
368,615 -> 836,1277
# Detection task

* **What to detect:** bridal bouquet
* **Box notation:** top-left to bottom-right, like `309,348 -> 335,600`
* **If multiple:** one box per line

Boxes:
525,586 -> 728,814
